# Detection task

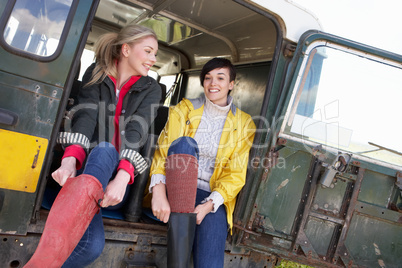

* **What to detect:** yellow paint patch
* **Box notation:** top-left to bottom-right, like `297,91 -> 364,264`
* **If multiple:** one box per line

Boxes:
0,129 -> 48,193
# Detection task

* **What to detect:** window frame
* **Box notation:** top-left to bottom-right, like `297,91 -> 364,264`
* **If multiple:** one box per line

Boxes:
0,0 -> 79,62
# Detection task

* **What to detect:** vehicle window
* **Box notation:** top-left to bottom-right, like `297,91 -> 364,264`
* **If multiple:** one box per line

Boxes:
3,0 -> 73,58
159,75 -> 177,106
284,44 -> 402,167
78,48 -> 95,80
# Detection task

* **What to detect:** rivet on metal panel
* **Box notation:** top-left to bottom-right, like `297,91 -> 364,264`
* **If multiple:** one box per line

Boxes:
35,85 -> 40,91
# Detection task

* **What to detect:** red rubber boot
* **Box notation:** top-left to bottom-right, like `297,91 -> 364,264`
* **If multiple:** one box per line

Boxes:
24,174 -> 104,268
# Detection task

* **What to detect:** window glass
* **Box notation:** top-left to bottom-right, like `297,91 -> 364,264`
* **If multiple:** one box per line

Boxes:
284,45 -> 402,167
160,75 -> 177,106
3,0 -> 72,57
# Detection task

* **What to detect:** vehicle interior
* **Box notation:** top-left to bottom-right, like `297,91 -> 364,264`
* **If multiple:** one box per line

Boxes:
2,1 -> 401,267
43,0 -> 279,225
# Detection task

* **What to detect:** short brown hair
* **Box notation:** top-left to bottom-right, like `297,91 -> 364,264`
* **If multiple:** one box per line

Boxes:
200,58 -> 236,87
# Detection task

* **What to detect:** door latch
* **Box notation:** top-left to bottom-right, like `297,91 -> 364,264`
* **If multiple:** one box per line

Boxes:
321,153 -> 352,187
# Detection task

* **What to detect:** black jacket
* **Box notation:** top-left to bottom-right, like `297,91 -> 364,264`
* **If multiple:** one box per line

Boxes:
58,63 -> 162,174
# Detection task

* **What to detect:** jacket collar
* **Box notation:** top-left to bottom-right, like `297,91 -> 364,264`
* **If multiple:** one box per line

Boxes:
105,75 -> 152,93
189,95 -> 237,115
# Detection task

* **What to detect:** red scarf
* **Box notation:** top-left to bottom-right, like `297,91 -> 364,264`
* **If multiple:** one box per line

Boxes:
109,75 -> 141,151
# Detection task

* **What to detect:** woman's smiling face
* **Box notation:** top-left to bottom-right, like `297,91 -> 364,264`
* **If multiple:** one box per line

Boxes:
124,36 -> 158,76
203,67 -> 234,106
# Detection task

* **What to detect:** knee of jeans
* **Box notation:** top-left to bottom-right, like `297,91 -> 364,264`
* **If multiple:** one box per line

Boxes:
168,137 -> 199,160
64,233 -> 105,267
85,234 -> 105,263
91,142 -> 119,160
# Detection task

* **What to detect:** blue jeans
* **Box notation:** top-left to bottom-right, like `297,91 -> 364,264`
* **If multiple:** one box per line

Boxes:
168,137 -> 228,268
193,189 -> 228,268
62,142 -> 120,268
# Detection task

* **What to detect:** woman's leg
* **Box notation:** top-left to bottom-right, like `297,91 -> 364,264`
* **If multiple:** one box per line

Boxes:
165,137 -> 199,268
62,142 -> 120,268
193,189 -> 228,268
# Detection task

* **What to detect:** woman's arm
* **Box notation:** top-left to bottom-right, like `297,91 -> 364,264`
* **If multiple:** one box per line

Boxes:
148,100 -> 190,220
194,200 -> 214,224
100,169 -> 130,207
51,156 -> 77,186
151,183 -> 171,223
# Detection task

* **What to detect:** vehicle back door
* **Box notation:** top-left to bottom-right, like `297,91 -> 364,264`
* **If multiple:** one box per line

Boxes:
0,0 -> 99,235
234,30 -> 402,267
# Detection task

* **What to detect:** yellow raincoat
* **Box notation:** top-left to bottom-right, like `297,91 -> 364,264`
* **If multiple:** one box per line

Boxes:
146,96 -> 256,231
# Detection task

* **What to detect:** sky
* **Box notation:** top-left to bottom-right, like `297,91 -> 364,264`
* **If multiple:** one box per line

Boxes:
294,0 -> 402,55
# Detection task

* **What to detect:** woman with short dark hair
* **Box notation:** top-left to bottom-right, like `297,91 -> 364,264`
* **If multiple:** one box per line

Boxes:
149,57 -> 256,268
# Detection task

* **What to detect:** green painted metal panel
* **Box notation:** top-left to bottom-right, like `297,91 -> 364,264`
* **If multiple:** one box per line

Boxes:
344,213 -> 402,267
358,170 -> 395,208
255,149 -> 312,236
304,216 -> 337,257
313,178 -> 349,217
0,71 -> 61,138
0,190 -> 36,234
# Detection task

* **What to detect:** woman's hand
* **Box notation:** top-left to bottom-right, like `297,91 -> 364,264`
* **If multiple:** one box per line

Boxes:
100,169 -> 130,208
151,183 -> 171,223
52,156 -> 77,186
194,200 -> 214,225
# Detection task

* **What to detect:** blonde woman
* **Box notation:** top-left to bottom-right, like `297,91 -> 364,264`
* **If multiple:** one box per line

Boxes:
25,24 -> 161,267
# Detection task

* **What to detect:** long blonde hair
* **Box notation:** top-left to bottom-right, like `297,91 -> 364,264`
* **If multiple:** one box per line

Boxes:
85,24 -> 157,87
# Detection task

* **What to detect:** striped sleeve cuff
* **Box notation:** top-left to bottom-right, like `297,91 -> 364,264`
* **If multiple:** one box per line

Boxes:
120,149 -> 148,175
57,132 -> 90,151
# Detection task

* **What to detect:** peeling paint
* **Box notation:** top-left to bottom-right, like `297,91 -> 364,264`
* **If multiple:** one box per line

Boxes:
373,243 -> 386,267
2,230 -> 17,234
291,165 -> 301,172
276,179 -> 289,192
373,243 -> 381,256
